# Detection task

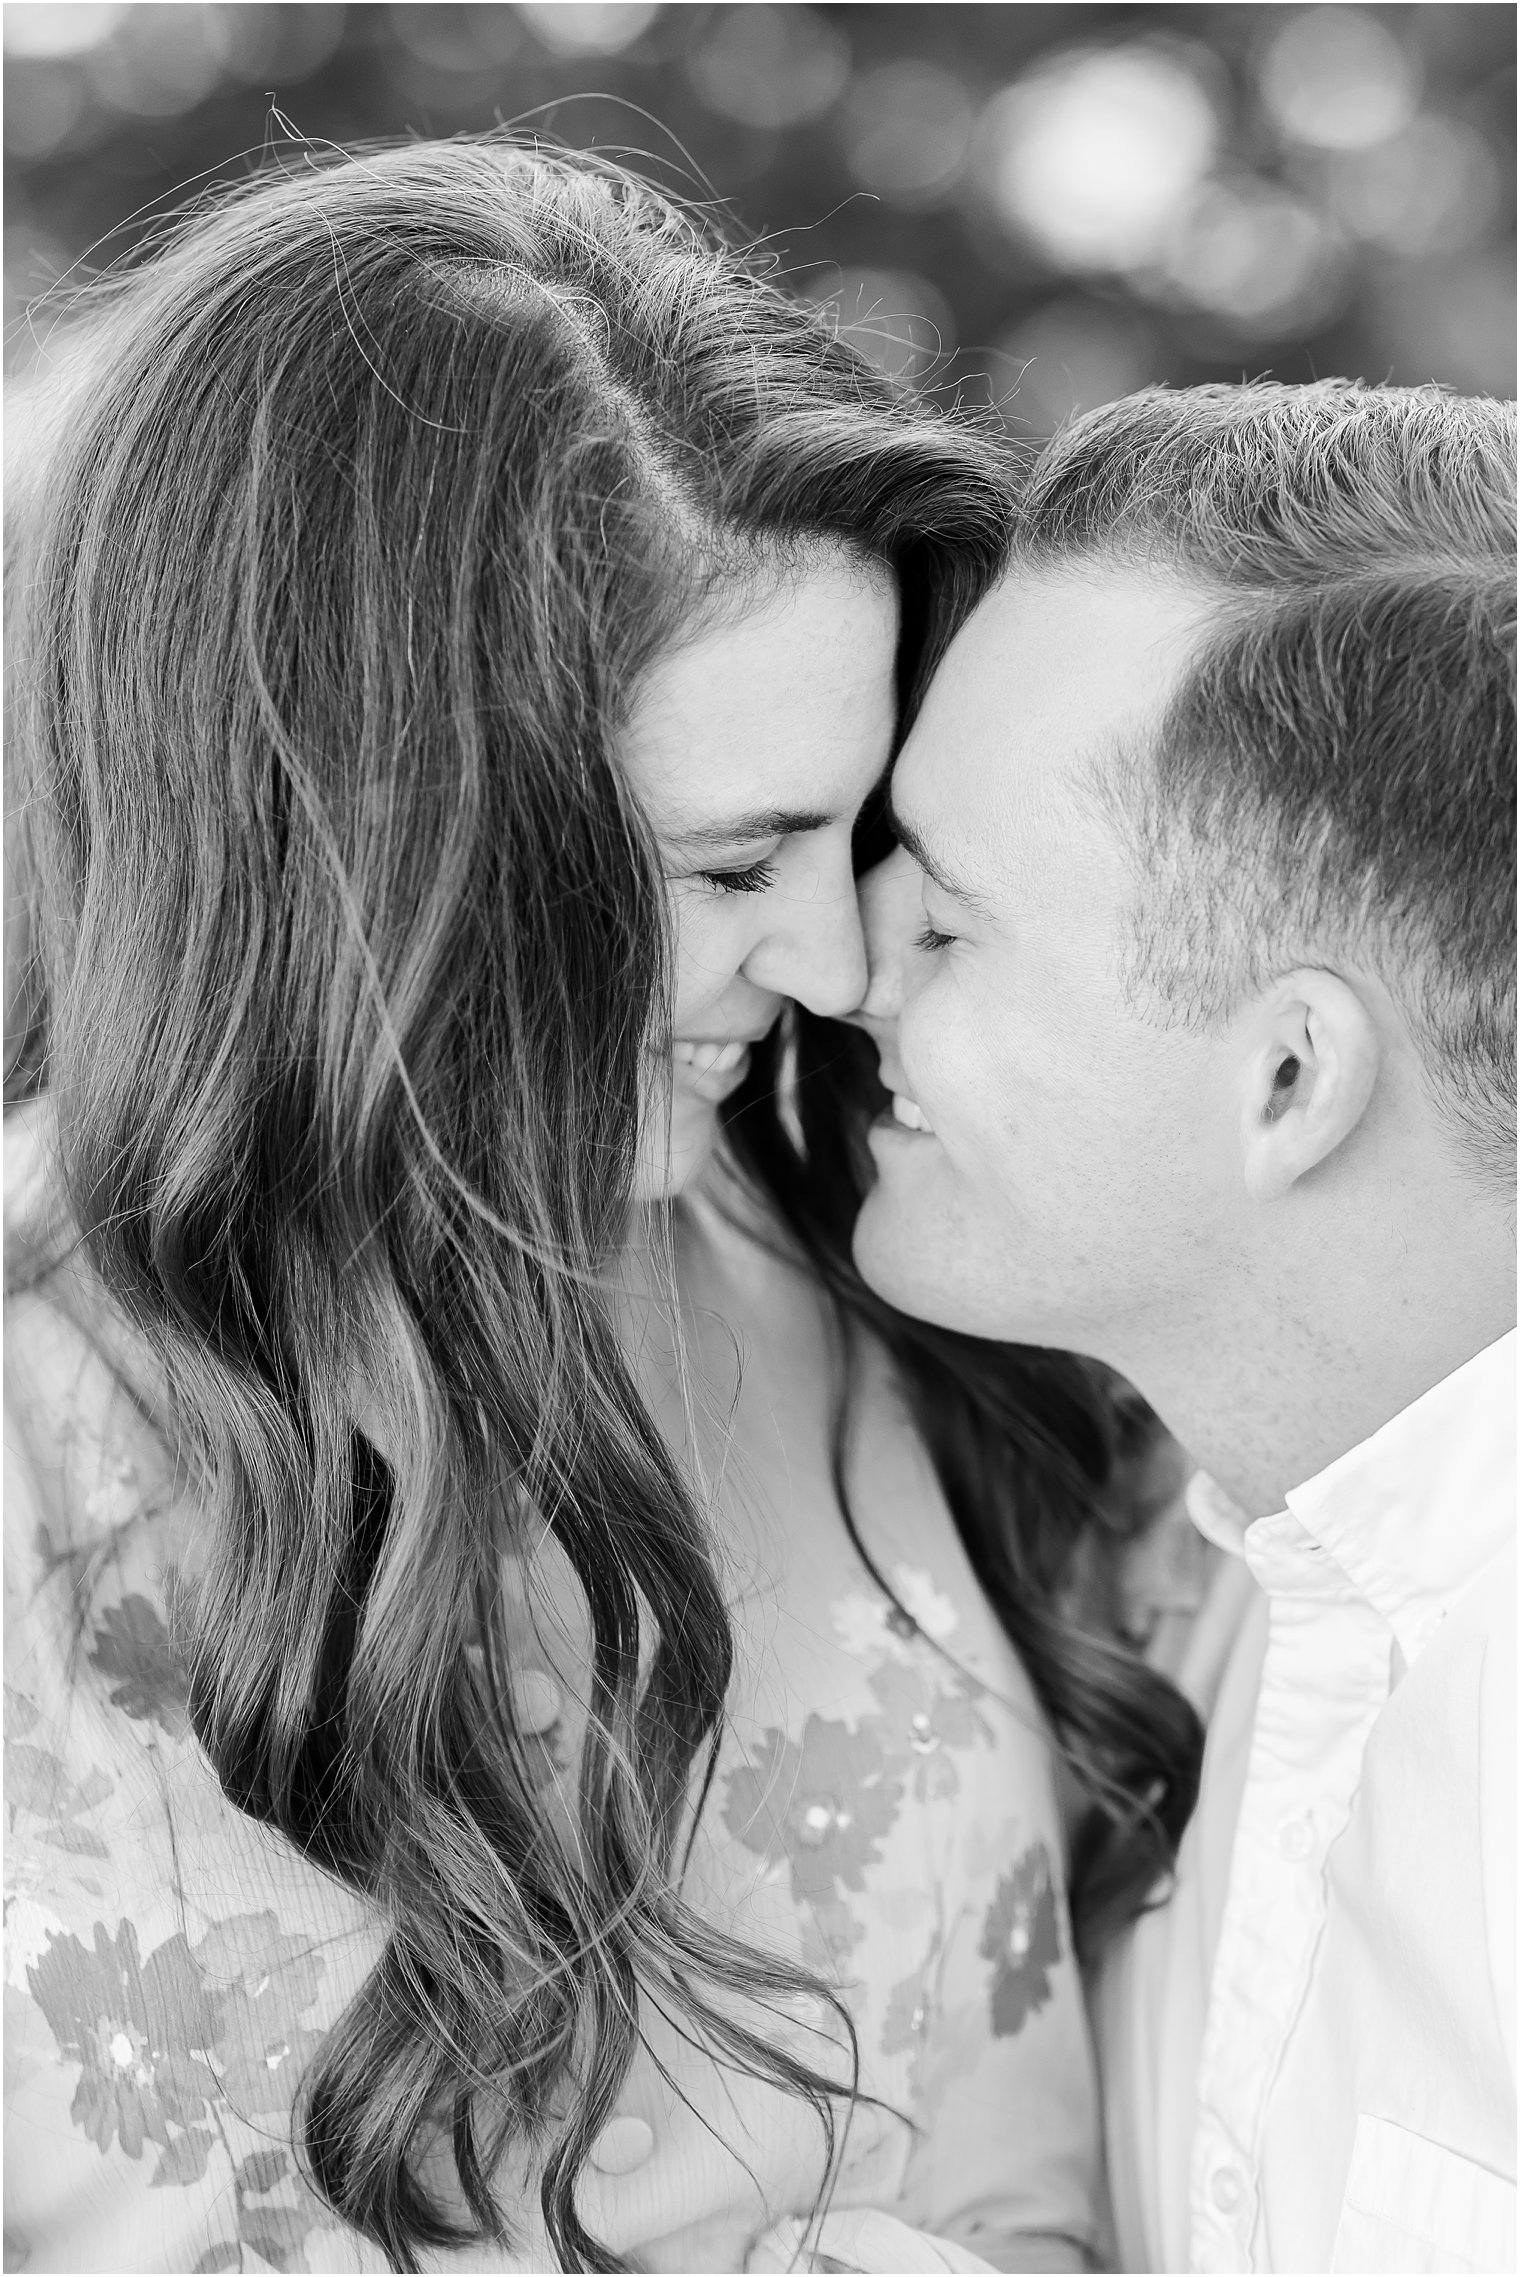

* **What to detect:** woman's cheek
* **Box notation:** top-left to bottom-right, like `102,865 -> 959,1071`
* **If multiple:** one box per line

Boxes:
669,898 -> 738,1027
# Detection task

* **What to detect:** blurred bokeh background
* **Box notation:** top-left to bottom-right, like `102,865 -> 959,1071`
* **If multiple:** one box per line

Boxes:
5,1 -> 1515,425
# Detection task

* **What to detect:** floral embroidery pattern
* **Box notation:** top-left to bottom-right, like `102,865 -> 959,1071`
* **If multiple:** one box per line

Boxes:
87,1594 -> 190,1739
724,1574 -> 1009,2030
830,1589 -> 913,1664
879,1960 -> 934,2059
864,1658 -> 993,1806
192,1912 -> 329,2124
888,1566 -> 959,1643
7,1729 -> 113,1860
26,1919 -> 221,2167
830,1565 -> 959,1665
979,1842 -> 1062,2038
83,1452 -> 148,1533
723,1716 -> 905,1961
22,1909 -> 336,2268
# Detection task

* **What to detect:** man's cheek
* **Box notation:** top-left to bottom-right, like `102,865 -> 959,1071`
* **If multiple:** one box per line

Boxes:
902,1003 -> 972,1133
918,1034 -> 1005,1169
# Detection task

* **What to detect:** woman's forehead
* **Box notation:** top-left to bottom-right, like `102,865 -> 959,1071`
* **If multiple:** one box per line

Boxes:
618,560 -> 899,841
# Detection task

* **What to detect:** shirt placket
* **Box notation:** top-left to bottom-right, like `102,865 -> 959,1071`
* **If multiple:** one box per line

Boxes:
1188,1524 -> 1391,2273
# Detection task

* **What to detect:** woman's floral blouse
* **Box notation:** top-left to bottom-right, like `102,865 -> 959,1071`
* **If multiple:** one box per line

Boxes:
4,1106 -> 1098,2273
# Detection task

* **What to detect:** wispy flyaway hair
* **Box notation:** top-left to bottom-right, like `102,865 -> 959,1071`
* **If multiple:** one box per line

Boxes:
6,137 -> 1029,2269
8,137 -> 1204,2269
1011,379 -> 1517,1179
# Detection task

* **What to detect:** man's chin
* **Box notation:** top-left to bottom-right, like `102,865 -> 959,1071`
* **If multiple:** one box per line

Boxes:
852,1179 -> 989,1333
853,1164 -> 1072,1346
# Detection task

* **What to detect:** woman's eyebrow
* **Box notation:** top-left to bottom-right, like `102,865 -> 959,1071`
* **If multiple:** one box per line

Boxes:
668,806 -> 835,850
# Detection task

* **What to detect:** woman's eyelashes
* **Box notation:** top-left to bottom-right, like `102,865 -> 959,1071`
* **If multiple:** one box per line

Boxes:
916,922 -> 957,952
698,857 -> 780,895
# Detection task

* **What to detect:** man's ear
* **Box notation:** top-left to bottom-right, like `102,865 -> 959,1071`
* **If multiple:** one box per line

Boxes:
1240,970 -> 1382,1203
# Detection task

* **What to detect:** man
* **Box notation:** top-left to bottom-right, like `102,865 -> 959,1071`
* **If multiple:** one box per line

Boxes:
851,381 -> 1515,2273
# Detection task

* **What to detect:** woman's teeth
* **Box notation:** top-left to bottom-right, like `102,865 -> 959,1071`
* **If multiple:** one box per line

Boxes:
891,1093 -> 933,1133
672,1040 -> 749,1077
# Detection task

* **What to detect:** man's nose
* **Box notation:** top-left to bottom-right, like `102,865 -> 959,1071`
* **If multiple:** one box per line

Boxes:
845,847 -> 923,1042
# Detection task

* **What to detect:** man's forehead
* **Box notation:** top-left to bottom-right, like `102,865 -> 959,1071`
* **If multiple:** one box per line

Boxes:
956,560 -> 1214,715
909,568 -> 1212,786
894,561 -> 1215,889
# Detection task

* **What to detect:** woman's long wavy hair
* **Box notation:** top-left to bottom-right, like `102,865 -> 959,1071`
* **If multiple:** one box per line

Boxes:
8,138 -> 1199,2270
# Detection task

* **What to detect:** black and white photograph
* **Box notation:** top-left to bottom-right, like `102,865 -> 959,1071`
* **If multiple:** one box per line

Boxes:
3,6 -> 1514,2274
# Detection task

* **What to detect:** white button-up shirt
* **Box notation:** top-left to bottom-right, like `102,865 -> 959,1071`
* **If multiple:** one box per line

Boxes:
1098,1330 -> 1516,2274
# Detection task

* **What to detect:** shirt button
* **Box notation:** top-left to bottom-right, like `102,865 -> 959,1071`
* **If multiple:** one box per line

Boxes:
509,1667 -> 562,1735
1209,2164 -> 1246,2213
588,2116 -> 654,2175
1277,1814 -> 1314,1862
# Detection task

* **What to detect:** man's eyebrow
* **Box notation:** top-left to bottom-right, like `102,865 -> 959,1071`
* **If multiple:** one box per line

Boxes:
666,806 -> 835,850
888,800 -> 998,918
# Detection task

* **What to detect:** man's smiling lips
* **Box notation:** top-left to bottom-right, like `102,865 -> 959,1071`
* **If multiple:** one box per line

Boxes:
888,1092 -> 934,1133
870,1052 -> 936,1136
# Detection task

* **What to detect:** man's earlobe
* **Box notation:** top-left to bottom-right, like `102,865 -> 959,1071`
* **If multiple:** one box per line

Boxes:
1242,972 -> 1381,1202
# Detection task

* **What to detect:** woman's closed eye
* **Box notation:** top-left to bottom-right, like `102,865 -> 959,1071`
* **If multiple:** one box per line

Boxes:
916,922 -> 957,952
698,857 -> 780,895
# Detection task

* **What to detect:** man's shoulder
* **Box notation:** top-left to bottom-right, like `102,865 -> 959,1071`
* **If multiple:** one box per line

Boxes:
1378,1530 -> 1514,2083
1444,1530 -> 1516,1786
1465,1535 -> 1515,2080
1452,1529 -> 1516,1645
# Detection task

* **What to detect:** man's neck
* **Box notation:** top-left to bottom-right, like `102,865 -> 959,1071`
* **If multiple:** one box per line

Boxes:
1108,1220 -> 1515,1520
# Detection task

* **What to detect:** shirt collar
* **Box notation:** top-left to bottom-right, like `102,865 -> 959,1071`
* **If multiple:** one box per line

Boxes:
1282,1328 -> 1516,1665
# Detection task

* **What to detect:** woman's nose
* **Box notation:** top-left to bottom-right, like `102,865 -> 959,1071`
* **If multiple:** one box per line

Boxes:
793,879 -> 869,1018
745,860 -> 868,1019
844,847 -> 923,1040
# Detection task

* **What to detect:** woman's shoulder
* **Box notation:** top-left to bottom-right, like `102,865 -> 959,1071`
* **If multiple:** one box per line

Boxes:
4,1118 -> 390,2275
5,1566 -> 386,2274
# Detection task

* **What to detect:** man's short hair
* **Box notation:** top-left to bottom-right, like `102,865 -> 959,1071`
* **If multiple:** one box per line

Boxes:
1013,380 -> 1516,1178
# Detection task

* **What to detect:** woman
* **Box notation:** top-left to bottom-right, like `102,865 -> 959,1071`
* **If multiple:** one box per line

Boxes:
4,140 -> 1199,2273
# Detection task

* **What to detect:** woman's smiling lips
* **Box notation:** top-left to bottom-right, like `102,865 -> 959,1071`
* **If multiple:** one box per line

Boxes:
671,1036 -> 759,1102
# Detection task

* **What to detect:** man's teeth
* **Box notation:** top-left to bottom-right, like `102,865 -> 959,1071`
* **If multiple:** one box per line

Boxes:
891,1093 -> 933,1133
672,1040 -> 749,1076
